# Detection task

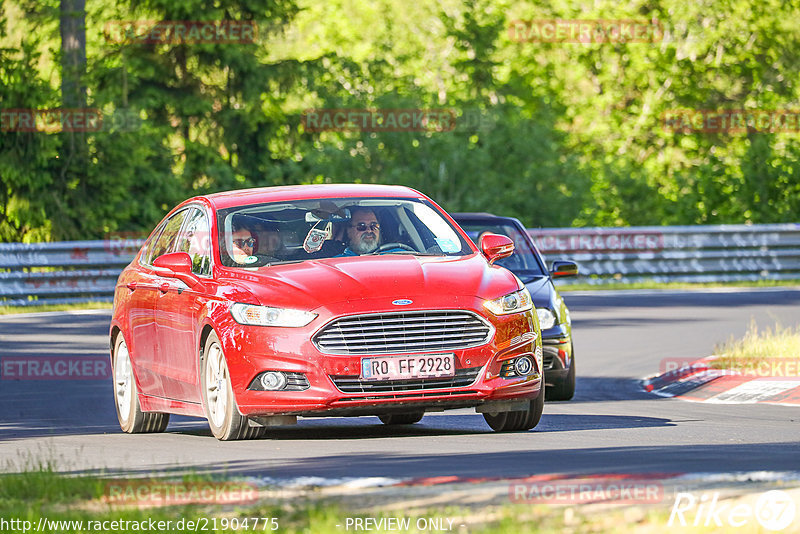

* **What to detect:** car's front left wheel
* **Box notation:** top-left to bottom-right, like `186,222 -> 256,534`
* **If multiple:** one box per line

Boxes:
483,387 -> 544,432
112,333 -> 169,433
547,344 -> 576,401
201,331 -> 264,441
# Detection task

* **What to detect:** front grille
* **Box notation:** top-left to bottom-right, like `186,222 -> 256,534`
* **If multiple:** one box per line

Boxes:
313,310 -> 492,355
337,390 -> 480,402
330,366 -> 482,393
542,349 -> 555,369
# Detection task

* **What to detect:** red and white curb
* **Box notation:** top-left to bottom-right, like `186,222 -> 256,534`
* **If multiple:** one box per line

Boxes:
642,356 -> 800,406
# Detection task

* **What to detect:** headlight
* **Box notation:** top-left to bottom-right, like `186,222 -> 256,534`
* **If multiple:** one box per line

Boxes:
230,303 -> 317,327
537,308 -> 558,329
484,288 -> 533,315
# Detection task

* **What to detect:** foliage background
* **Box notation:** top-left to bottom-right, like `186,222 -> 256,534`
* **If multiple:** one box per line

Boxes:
1,0 -> 799,242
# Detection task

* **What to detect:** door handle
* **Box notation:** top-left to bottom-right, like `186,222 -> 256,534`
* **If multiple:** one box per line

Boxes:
159,282 -> 171,293
126,281 -> 137,291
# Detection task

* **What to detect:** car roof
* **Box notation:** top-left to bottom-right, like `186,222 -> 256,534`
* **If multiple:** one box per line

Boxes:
201,184 -> 424,210
451,212 -> 521,224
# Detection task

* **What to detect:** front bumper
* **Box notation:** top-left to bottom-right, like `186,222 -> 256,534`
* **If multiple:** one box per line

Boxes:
541,325 -> 572,386
220,302 -> 543,417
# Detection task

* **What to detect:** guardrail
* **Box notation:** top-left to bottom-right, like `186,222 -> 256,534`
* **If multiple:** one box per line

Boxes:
1,224 -> 799,306
0,239 -> 143,306
529,223 -> 800,284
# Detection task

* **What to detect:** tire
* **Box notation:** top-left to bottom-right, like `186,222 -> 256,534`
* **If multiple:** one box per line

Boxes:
547,344 -> 576,401
483,387 -> 544,432
378,412 -> 425,425
200,332 -> 264,441
112,333 -> 169,433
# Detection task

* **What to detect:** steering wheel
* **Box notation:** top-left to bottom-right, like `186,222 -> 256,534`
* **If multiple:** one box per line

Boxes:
373,242 -> 416,254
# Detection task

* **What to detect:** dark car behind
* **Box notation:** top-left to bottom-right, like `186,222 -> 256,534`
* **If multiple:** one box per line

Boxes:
452,213 -> 579,400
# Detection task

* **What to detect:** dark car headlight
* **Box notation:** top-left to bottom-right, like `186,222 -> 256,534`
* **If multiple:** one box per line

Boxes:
536,308 -> 558,329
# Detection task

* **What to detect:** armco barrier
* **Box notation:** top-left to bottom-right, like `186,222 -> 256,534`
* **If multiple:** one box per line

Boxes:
1,224 -> 799,306
528,223 -> 800,284
0,239 -> 143,306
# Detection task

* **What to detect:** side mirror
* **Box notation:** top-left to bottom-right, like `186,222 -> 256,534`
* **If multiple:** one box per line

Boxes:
480,233 -> 515,264
153,252 -> 201,288
550,260 -> 579,278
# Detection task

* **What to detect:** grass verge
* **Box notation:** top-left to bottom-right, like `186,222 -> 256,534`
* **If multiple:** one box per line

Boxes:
2,466 -> 798,533
0,467 -> 660,534
0,301 -> 112,315
711,322 -> 800,376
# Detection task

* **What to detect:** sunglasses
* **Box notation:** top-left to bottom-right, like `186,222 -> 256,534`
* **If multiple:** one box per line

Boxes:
352,222 -> 380,232
233,237 -> 256,248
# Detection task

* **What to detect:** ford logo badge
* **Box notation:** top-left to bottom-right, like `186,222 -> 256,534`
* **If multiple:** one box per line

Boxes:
392,299 -> 413,306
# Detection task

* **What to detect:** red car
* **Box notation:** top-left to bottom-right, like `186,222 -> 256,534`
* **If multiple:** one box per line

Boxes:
110,184 -> 544,440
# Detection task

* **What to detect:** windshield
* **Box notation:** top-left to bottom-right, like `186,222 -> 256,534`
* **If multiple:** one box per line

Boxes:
457,220 -> 547,278
216,197 -> 472,267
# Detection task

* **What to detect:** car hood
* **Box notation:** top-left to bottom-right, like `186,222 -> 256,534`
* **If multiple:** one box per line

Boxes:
525,276 -> 555,308
220,254 -> 520,311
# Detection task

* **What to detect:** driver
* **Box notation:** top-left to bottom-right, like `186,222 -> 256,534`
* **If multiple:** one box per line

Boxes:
341,208 -> 382,255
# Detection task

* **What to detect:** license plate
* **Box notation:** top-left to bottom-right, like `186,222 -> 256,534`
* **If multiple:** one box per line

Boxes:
360,354 -> 456,381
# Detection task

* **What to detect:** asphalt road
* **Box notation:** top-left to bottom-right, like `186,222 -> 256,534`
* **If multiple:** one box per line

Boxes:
1,288 -> 799,480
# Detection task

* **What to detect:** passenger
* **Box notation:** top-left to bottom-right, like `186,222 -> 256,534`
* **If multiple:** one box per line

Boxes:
229,222 -> 257,265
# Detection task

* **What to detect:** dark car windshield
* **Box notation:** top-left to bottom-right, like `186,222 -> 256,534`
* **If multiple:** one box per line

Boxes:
216,197 -> 472,267
457,220 -> 547,279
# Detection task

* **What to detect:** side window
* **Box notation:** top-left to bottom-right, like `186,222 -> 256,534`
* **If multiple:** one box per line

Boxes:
141,221 -> 167,265
146,210 -> 187,265
176,208 -> 212,276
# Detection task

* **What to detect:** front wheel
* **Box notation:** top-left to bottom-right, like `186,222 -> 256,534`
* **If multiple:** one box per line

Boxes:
378,412 -> 424,425
547,344 -> 576,401
112,333 -> 169,433
483,388 -> 544,432
201,332 -> 264,441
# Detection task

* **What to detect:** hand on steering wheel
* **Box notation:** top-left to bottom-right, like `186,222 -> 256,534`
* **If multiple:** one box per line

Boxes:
371,242 -> 416,254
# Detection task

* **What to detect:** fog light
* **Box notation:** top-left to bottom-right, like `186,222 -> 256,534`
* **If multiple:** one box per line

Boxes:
514,356 -> 533,376
260,371 -> 288,391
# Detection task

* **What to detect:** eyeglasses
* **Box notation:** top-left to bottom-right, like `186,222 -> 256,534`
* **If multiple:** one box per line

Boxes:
233,237 -> 256,248
352,222 -> 380,232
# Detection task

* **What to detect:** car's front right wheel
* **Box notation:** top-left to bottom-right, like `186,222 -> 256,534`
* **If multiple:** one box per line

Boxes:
201,331 -> 264,441
112,333 -> 169,433
483,388 -> 544,432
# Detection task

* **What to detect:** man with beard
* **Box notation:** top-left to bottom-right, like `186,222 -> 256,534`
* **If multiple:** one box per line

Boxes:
341,208 -> 382,255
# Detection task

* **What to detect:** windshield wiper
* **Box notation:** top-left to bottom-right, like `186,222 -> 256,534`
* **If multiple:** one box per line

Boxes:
263,259 -> 305,266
